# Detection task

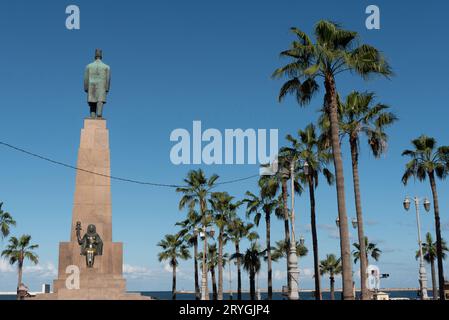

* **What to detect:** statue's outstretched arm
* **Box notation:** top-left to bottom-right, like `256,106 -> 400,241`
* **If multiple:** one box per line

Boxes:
76,221 -> 83,245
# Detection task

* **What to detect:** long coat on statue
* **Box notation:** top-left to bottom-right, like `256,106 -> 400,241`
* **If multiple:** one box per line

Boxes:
84,59 -> 111,103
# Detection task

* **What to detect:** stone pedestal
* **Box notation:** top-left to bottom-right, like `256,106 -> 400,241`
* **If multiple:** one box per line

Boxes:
34,119 -> 148,300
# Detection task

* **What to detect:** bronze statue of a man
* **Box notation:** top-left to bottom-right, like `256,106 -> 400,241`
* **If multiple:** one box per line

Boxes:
84,49 -> 111,118
76,222 -> 103,267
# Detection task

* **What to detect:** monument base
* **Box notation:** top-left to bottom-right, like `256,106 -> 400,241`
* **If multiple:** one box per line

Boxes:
29,119 -> 150,300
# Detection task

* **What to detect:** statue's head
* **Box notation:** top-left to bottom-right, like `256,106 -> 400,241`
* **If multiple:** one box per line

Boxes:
87,224 -> 97,235
95,49 -> 103,60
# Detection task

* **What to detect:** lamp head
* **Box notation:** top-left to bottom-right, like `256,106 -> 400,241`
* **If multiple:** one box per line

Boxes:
352,217 -> 358,229
423,198 -> 431,212
403,196 -> 411,211
303,161 -> 310,176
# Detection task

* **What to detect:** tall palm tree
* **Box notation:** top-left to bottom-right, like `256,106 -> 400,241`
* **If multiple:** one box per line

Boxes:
177,169 -> 219,300
283,123 -> 334,300
352,237 -> 381,264
402,135 -> 449,300
319,254 -> 342,300
229,218 -> 258,300
209,192 -> 241,300
157,233 -> 191,300
337,91 -> 396,299
244,177 -> 278,300
176,209 -> 202,300
416,233 -> 449,299
1,234 -> 38,298
0,202 -> 16,240
273,20 -> 391,299
242,242 -> 264,300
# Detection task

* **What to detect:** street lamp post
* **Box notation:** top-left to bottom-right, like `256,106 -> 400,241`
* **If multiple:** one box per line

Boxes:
200,225 -> 215,300
288,160 -> 308,300
403,196 -> 430,300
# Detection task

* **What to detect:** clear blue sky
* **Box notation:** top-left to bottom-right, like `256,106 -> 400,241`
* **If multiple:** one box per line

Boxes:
1,0 -> 449,292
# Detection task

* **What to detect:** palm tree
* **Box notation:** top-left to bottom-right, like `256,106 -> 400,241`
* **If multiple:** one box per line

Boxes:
229,218 -> 258,299
157,233 -> 191,300
271,239 -> 308,262
176,209 -> 202,299
272,154 -> 302,293
177,169 -> 219,300
1,234 -> 39,298
0,202 -> 16,240
273,20 -> 391,299
244,177 -> 278,300
199,243 -> 229,300
416,232 -> 448,299
209,192 -> 241,300
402,135 -> 449,300
283,123 -> 334,300
319,254 -> 342,300
352,236 -> 381,265
337,91 -> 396,299
242,242 -> 264,300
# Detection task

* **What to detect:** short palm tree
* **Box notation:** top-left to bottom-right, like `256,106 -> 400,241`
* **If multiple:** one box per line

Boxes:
319,254 -> 342,300
272,154 -> 302,293
283,123 -> 334,300
242,242 -> 264,300
244,177 -> 278,300
177,169 -> 219,300
1,234 -> 39,298
416,232 -> 448,299
271,239 -> 308,262
352,237 -> 381,264
199,244 -> 229,300
0,202 -> 16,239
229,218 -> 258,300
176,209 -> 202,300
157,233 -> 191,300
209,192 -> 241,300
402,135 -> 449,300
336,91 -> 397,299
273,20 -> 391,299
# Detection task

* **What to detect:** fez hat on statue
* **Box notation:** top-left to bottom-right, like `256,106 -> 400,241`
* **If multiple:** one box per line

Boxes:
95,49 -> 103,59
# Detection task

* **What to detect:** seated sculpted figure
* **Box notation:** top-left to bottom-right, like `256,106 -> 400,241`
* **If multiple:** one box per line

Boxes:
76,222 -> 103,268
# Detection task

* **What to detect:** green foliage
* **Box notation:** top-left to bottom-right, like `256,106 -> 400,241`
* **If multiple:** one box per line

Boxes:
157,233 -> 191,268
352,236 -> 381,264
1,234 -> 39,267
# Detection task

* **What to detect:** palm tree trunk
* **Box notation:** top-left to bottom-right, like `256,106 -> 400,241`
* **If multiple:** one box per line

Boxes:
324,74 -> 353,300
218,229 -> 224,300
281,179 -> 292,292
308,175 -> 322,300
250,270 -> 256,300
330,275 -> 335,300
428,172 -> 445,300
431,259 -> 437,300
211,266 -> 218,300
201,199 -> 209,300
236,242 -> 242,300
266,213 -> 273,300
17,261 -> 23,300
193,236 -> 200,300
349,138 -> 368,300
172,263 -> 177,300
